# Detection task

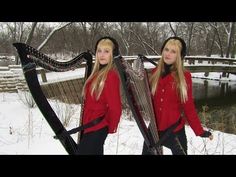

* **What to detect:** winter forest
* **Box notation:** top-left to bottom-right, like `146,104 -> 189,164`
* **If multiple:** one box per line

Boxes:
1,22 -> 236,155
1,22 -> 236,64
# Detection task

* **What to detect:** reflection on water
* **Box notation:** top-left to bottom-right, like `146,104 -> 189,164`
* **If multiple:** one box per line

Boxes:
193,78 -> 236,104
192,78 -> 236,134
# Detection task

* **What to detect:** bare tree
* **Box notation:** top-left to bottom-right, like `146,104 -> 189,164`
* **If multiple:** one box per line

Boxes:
210,22 -> 224,57
129,28 -> 158,55
185,22 -> 194,56
223,22 -> 235,58
75,22 -> 105,52
25,22 -> 38,45
5,22 -> 72,64
37,22 -> 72,51
145,22 -> 163,54
88,22 -> 104,50
5,22 -> 32,64
231,37 -> 236,58
194,23 -> 211,56
169,22 -> 176,36
168,22 -> 181,36
116,22 -> 133,55
4,22 -> 233,61
100,22 -> 113,35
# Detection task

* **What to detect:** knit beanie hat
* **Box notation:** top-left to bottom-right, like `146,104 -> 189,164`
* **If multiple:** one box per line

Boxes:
160,36 -> 186,59
95,36 -> 120,57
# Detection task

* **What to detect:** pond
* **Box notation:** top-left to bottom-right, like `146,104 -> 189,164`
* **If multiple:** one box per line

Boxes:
193,78 -> 236,134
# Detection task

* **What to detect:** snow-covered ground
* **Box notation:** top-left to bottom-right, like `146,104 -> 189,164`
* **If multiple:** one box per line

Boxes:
1,59 -> 236,155
1,92 -> 236,155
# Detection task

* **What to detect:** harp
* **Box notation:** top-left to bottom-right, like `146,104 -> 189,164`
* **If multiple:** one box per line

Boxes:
13,43 -> 93,154
114,54 -> 163,155
125,54 -> 185,155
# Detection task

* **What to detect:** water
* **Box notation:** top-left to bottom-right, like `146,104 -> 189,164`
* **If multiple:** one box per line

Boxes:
192,78 -> 236,134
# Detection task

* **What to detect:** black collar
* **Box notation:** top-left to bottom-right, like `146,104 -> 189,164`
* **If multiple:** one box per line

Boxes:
99,64 -> 108,70
161,63 -> 172,78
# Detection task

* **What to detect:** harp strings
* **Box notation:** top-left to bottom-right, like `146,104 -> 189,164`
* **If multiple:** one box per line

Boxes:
25,44 -> 86,72
124,58 -> 162,153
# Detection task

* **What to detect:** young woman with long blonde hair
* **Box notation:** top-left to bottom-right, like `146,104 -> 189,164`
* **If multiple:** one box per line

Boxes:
77,36 -> 122,155
143,36 -> 213,155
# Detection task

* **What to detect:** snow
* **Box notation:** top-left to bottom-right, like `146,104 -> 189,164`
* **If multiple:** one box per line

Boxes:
191,72 -> 236,82
1,92 -> 236,155
1,60 -> 236,155
37,68 -> 86,83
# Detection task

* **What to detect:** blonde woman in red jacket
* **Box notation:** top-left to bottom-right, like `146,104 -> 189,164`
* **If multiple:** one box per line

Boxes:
77,36 -> 122,155
143,36 -> 213,155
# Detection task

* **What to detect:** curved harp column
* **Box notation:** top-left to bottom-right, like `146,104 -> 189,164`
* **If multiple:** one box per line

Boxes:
13,43 -> 92,154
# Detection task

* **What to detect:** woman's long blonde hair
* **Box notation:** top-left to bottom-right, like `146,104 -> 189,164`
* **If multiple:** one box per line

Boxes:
82,38 -> 115,100
149,39 -> 188,103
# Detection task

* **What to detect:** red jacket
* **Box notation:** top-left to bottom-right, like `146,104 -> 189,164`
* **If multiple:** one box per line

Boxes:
82,69 -> 122,134
152,68 -> 204,136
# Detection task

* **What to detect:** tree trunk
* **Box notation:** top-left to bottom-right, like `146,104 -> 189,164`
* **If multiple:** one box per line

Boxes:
169,22 -> 177,36
216,29 -> 224,57
25,22 -> 37,45
37,22 -> 72,51
187,23 -> 194,56
226,22 -> 235,58
207,30 -> 216,57
231,42 -> 236,58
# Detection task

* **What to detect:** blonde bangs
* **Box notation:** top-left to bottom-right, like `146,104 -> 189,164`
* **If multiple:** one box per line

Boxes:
96,39 -> 114,53
165,40 -> 182,56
